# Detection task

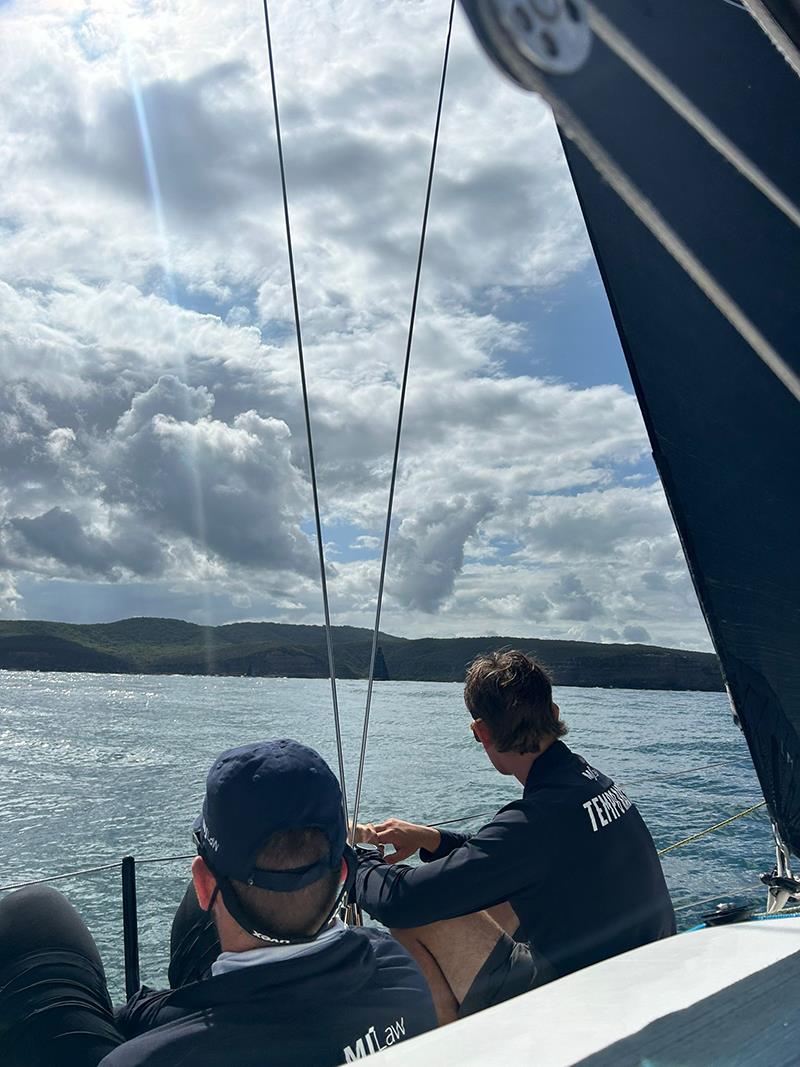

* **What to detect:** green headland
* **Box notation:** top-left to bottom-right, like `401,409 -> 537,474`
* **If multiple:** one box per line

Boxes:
0,618 -> 723,692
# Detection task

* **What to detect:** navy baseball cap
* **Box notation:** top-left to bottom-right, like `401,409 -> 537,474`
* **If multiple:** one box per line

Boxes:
194,739 -> 347,892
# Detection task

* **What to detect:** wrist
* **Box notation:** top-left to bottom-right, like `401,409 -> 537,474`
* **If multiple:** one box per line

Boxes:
420,826 -> 441,853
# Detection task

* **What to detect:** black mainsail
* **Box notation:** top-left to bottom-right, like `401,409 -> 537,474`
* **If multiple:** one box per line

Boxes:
460,2 -> 800,863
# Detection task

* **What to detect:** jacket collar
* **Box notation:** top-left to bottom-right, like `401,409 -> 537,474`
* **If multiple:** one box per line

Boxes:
523,739 -> 573,795
170,927 -> 376,1009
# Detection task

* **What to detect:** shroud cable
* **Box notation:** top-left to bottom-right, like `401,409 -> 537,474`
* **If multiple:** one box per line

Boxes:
260,0 -> 349,818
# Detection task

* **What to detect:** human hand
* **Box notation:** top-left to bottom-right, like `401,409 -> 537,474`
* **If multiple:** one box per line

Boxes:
350,822 -> 380,846
369,819 -> 441,865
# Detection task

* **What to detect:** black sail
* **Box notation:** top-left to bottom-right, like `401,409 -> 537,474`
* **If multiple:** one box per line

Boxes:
461,2 -> 800,853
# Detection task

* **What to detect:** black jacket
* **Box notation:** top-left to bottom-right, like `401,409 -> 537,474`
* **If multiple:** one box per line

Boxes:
100,928 -> 436,1066
355,741 -> 676,978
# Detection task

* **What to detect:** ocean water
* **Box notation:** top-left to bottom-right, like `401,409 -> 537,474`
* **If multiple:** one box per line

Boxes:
0,670 -> 772,1000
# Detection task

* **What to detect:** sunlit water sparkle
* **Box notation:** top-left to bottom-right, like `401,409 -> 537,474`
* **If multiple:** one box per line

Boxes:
0,671 -> 770,1000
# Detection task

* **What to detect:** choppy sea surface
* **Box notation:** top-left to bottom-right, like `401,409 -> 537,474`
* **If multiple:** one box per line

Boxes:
0,671 -> 772,1000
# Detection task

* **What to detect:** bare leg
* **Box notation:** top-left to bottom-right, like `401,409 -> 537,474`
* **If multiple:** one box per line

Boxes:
393,932 -> 460,1025
391,907 -> 509,1026
485,901 -> 520,938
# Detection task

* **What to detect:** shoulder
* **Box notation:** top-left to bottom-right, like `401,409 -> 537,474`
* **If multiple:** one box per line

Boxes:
349,925 -> 417,966
348,927 -> 435,1000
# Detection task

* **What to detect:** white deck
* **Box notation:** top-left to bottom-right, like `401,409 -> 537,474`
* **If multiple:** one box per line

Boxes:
374,917 -> 800,1065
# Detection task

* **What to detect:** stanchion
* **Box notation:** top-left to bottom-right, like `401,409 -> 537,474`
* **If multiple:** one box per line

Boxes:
121,856 -> 141,999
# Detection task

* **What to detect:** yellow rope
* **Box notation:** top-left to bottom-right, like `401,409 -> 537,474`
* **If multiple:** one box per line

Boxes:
658,800 -> 767,857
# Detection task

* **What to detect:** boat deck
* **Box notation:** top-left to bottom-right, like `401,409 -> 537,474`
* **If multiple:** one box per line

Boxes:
371,916 -> 800,1066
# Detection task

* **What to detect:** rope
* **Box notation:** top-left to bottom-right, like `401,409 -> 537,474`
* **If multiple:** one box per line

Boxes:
260,0 -> 349,818
349,0 -> 457,843
587,4 -> 800,231
657,800 -> 767,857
744,0 -> 800,77
0,780 -> 765,893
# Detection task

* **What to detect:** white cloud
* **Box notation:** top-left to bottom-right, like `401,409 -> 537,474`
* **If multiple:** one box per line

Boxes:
0,0 -> 712,650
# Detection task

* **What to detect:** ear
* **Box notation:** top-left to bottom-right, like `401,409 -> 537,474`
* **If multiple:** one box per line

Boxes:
192,855 -> 218,912
339,857 -> 348,886
552,702 -> 560,720
476,719 -> 493,747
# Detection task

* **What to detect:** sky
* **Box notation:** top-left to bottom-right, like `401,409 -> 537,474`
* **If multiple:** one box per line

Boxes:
0,0 -> 711,650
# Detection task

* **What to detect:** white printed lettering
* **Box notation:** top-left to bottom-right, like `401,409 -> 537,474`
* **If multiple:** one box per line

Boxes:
344,1039 -> 368,1061
583,785 -> 633,833
344,1019 -> 405,1060
591,796 -> 608,827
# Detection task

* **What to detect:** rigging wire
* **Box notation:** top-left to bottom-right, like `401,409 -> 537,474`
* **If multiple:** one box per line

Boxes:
744,0 -> 800,76
587,4 -> 800,232
260,0 -> 349,818
0,795 -> 768,894
0,861 -> 122,894
475,4 -> 800,400
431,757 -> 749,827
348,0 -> 457,844
531,82 -> 800,403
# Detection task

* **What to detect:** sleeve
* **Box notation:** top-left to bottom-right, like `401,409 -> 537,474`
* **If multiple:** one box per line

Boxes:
114,986 -> 173,1038
419,828 -> 471,862
355,807 -> 546,928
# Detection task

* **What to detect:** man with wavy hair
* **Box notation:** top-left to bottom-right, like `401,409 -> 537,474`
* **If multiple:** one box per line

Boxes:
354,650 -> 675,1023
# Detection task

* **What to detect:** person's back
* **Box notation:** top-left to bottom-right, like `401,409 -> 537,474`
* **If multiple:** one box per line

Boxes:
467,739 -> 674,976
357,738 -> 673,980
102,925 -> 433,1066
354,652 -> 675,1019
0,739 -> 436,1067
100,739 -> 436,1066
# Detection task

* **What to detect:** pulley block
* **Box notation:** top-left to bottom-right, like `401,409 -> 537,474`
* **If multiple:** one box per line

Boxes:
460,0 -> 592,90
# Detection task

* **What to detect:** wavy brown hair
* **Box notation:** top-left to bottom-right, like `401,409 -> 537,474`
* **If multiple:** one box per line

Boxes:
464,649 -> 567,754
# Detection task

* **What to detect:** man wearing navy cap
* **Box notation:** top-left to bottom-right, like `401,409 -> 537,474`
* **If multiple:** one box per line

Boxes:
0,740 -> 436,1066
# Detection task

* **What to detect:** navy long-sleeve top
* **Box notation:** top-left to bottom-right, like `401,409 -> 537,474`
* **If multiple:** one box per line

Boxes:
101,928 -> 435,1066
355,741 -> 676,978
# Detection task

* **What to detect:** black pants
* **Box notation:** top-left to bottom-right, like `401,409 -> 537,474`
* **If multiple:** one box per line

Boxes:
0,882 -> 219,1067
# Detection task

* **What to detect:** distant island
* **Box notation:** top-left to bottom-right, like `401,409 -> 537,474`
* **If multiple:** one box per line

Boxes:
0,617 -> 724,692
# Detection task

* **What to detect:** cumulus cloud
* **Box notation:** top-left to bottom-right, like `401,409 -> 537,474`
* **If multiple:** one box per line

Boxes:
0,0 -> 712,650
101,376 -> 318,573
391,494 -> 493,613
548,573 -> 604,622
623,625 -> 652,643
9,507 -> 158,578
